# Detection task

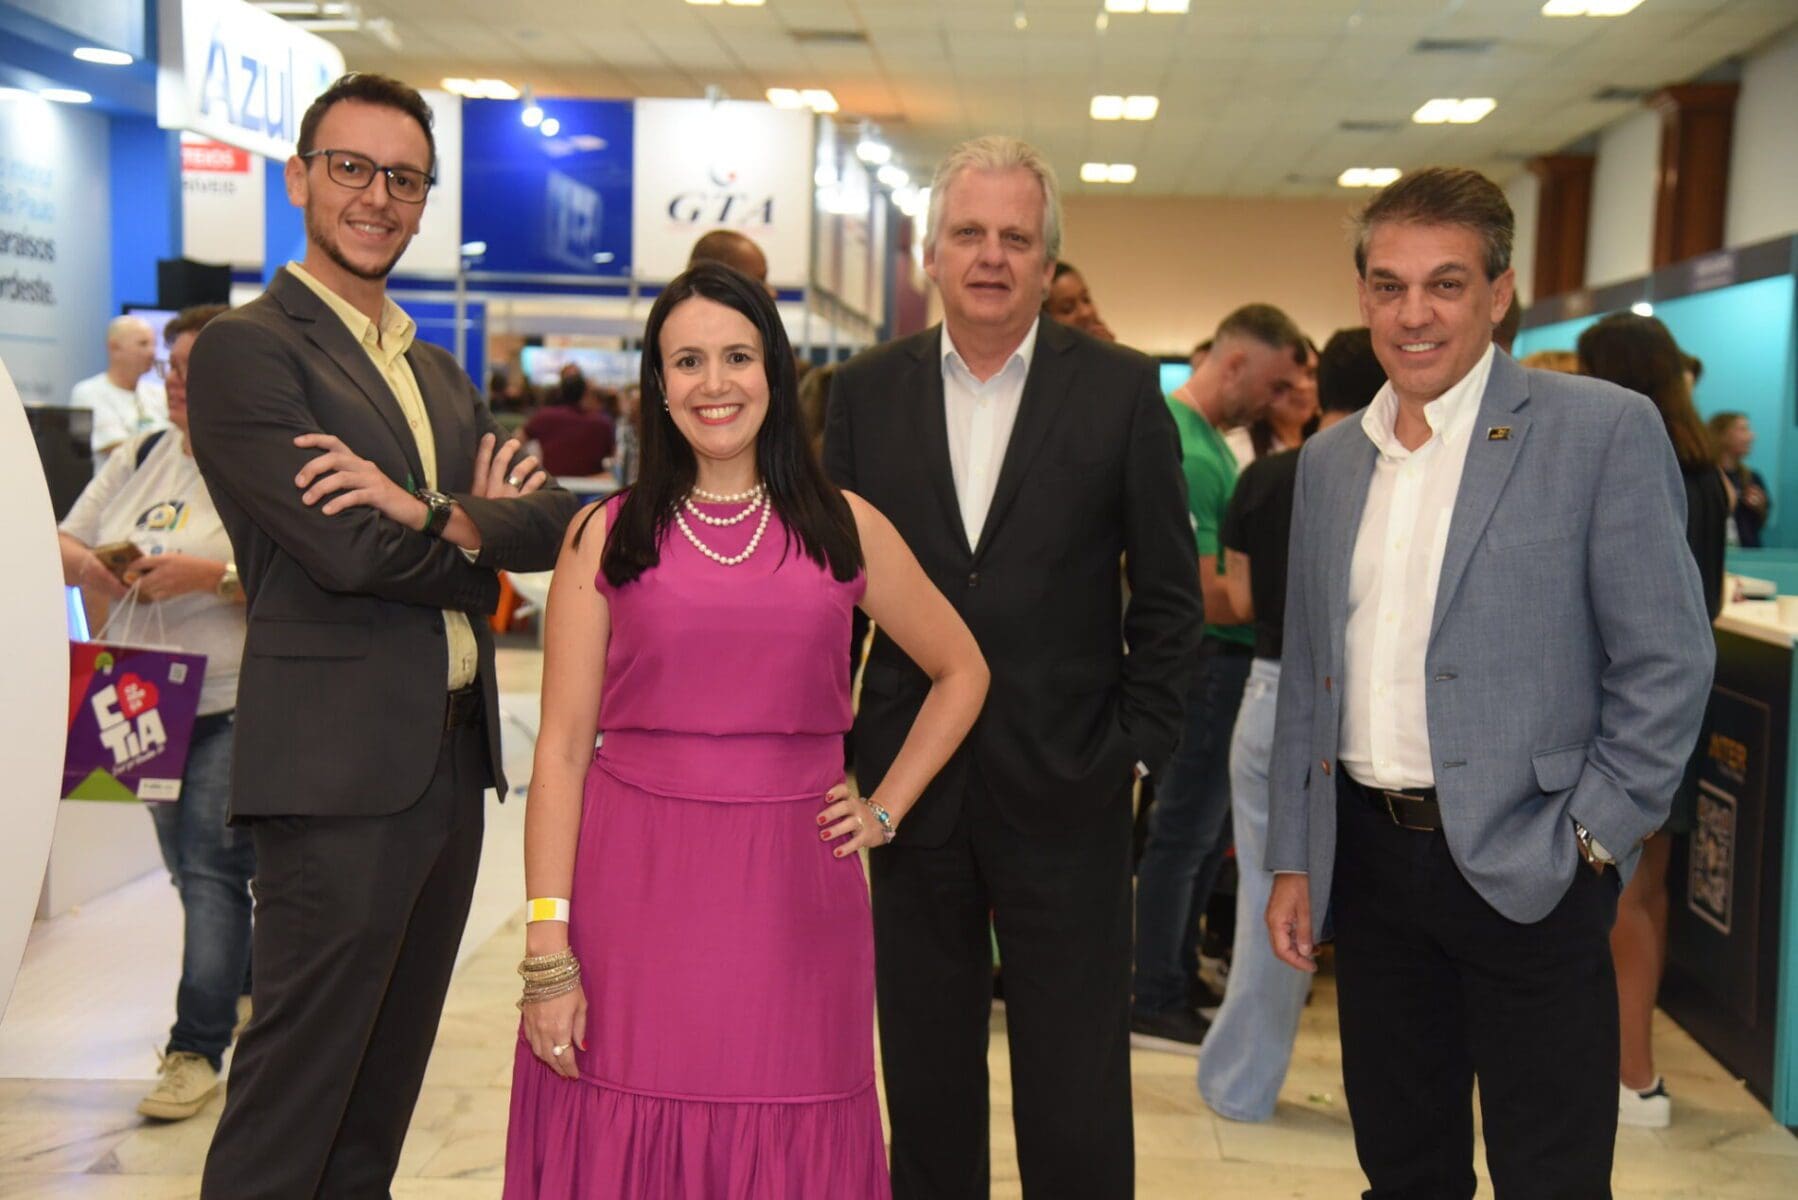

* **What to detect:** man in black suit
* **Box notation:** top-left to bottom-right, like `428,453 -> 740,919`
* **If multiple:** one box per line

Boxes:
186,74 -> 576,1198
825,134 -> 1201,1198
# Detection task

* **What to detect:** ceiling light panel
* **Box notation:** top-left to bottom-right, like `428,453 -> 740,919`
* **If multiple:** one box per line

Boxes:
1412,97 -> 1497,124
1337,167 -> 1401,188
73,47 -> 133,66
1090,95 -> 1157,121
1081,162 -> 1136,184
1542,0 -> 1645,14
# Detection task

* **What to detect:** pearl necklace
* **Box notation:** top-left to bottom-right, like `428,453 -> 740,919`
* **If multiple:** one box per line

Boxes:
683,486 -> 764,527
675,494 -> 772,566
692,483 -> 763,504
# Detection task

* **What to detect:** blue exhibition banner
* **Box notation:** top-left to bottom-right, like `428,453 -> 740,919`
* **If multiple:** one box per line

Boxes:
460,98 -> 634,278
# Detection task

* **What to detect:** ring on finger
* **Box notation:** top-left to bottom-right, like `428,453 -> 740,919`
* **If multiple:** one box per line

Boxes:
506,474 -> 521,488
551,1043 -> 569,1057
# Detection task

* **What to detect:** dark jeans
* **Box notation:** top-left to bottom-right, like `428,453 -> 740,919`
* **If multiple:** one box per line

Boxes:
1332,777 -> 1621,1199
147,712 -> 255,1071
1131,640 -> 1251,1015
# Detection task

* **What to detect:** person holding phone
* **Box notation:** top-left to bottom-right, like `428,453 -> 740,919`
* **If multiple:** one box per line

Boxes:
56,303 -> 254,1124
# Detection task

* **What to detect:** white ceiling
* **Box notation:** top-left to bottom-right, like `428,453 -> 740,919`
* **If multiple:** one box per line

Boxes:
308,0 -> 1798,197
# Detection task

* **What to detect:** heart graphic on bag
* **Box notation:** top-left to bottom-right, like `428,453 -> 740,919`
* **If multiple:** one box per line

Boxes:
117,674 -> 160,719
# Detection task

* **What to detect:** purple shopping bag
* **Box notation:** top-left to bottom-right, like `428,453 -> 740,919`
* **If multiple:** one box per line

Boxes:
62,640 -> 207,803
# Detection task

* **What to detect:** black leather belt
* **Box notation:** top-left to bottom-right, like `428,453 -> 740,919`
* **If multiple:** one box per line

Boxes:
1345,774 -> 1443,832
445,684 -> 483,730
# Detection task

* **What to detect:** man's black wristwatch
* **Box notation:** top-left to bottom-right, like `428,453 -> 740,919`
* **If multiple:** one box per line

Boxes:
416,488 -> 455,538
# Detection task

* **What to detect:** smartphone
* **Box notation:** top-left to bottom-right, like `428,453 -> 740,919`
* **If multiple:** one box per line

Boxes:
92,541 -> 144,581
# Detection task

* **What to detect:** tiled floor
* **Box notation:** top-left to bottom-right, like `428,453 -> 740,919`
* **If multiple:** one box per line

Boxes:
3,649 -> 1795,1198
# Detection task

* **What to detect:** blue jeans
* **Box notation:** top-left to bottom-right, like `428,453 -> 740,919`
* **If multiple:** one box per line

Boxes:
1132,641 -> 1252,1015
147,713 -> 255,1069
1198,658 -> 1314,1120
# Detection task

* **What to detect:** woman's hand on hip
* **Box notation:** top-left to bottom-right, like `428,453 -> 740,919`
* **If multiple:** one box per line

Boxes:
816,780 -> 894,857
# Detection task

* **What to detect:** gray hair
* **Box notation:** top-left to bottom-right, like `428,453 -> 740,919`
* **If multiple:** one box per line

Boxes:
925,135 -> 1062,264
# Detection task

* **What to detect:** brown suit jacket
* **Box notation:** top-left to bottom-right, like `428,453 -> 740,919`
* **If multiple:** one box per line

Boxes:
187,267 -> 579,818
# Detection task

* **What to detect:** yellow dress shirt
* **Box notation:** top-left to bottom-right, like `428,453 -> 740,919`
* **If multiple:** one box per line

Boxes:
288,262 -> 479,690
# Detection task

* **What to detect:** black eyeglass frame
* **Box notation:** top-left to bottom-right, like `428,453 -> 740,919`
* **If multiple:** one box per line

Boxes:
298,149 -> 436,203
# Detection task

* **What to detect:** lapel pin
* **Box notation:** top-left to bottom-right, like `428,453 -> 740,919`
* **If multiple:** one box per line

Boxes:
1486,426 -> 1512,441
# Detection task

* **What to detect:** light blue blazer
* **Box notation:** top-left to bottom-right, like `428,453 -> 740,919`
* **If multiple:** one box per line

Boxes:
1267,351 -> 1715,931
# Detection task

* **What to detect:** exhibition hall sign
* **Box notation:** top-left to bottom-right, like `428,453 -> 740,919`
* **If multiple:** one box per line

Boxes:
155,0 -> 345,161
631,99 -> 814,289
0,98 -> 112,408
460,98 -> 635,278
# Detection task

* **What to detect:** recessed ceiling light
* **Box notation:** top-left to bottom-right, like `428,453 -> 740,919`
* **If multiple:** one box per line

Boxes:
521,104 -> 543,128
856,139 -> 891,165
1081,162 -> 1137,184
1630,300 -> 1655,317
1413,97 -> 1497,124
40,88 -> 93,104
441,78 -> 520,99
0,86 -> 35,101
724,0 -> 766,6
767,88 -> 837,113
1542,0 -> 1645,15
877,164 -> 909,189
539,117 -> 560,137
1338,167 -> 1402,188
73,47 -> 133,66
1090,94 -> 1157,121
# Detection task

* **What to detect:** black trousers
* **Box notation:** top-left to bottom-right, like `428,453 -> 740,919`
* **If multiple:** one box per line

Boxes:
201,718 -> 487,1200
871,780 -> 1135,1200
1331,778 -> 1620,1200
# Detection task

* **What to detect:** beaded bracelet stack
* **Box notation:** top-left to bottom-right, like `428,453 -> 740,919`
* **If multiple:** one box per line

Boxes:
517,947 -> 581,1010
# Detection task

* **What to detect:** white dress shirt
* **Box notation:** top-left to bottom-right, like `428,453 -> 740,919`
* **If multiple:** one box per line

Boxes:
942,318 -> 1038,548
1339,344 -> 1494,790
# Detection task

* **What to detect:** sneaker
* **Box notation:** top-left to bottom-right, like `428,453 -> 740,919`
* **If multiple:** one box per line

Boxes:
1187,974 -> 1225,1019
1618,1077 -> 1671,1129
1129,1008 -> 1211,1056
137,1051 -> 220,1121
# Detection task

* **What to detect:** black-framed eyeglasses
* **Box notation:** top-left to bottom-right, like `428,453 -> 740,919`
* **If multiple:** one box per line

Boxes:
299,149 -> 435,203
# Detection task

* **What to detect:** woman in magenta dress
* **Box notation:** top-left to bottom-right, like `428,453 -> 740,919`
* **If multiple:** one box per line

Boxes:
504,262 -> 989,1198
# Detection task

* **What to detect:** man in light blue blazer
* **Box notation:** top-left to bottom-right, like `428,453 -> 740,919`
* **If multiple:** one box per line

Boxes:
1264,168 -> 1713,1199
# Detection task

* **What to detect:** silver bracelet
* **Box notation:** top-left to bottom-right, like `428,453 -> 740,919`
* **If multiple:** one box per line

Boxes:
859,797 -> 897,844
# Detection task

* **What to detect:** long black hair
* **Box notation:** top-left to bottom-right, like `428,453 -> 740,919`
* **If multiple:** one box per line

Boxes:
599,261 -> 862,587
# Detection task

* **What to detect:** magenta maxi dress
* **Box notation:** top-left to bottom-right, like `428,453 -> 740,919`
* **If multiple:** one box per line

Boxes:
504,496 -> 889,1199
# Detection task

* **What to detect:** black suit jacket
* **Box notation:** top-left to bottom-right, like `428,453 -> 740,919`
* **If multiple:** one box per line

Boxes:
188,268 -> 578,819
825,318 -> 1201,845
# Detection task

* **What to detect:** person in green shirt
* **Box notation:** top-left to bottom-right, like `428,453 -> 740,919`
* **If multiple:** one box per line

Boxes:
1132,304 -> 1311,1053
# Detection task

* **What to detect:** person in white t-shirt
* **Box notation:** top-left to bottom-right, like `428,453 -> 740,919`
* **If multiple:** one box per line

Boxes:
58,304 -> 250,1124
68,315 -> 169,463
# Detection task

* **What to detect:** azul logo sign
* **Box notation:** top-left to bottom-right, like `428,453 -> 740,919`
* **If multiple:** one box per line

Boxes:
158,0 -> 346,161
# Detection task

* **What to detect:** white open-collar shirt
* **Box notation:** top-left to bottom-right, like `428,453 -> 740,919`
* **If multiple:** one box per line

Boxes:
941,317 -> 1039,548
1339,343 -> 1495,791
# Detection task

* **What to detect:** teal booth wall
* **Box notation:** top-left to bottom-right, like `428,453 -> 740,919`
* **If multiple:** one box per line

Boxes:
1516,273 -> 1798,547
